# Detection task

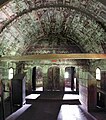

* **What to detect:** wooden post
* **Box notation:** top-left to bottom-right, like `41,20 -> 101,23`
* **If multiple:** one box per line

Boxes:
0,80 -> 5,120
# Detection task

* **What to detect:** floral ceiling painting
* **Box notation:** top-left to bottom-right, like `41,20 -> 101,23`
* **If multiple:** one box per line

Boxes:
0,0 -> 106,57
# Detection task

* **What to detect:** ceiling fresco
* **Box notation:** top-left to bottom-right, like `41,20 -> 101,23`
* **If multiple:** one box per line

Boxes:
0,0 -> 106,57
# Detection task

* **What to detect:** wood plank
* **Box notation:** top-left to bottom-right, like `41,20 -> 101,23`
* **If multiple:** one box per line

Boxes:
0,54 -> 106,61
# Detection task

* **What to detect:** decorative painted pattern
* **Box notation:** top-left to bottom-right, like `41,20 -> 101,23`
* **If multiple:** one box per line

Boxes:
0,0 -> 106,56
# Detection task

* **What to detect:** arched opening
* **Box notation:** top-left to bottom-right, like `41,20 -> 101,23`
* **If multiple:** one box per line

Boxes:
64,67 -> 78,92
96,68 -> 101,88
96,68 -> 101,81
36,67 -> 43,91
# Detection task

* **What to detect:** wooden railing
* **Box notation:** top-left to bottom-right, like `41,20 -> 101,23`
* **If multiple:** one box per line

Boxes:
97,88 -> 106,95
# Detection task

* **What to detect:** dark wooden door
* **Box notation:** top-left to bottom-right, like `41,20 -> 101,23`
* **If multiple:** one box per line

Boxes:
47,66 -> 60,91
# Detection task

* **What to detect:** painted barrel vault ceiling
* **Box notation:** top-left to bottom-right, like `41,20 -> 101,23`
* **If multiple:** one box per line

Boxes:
0,0 -> 106,57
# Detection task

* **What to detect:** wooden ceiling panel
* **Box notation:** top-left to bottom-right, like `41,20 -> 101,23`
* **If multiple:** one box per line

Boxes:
0,0 -> 106,57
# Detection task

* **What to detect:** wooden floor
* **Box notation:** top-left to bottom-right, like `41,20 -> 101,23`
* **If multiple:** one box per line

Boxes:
90,111 -> 106,120
6,104 -> 96,120
58,105 -> 95,120
5,93 -> 98,120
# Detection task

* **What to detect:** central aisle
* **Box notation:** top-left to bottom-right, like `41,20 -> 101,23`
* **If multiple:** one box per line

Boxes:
6,92 -> 95,120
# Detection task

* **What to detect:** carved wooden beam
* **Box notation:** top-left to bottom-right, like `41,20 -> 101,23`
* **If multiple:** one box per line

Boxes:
0,54 -> 106,61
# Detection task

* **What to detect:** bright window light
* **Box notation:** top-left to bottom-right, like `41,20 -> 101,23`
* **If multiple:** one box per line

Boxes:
96,68 -> 101,80
9,68 -> 13,80
64,72 -> 69,78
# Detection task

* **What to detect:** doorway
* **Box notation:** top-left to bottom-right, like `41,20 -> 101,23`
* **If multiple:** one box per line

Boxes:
36,67 -> 43,91
32,66 -> 43,92
64,67 -> 78,92
96,69 -> 106,109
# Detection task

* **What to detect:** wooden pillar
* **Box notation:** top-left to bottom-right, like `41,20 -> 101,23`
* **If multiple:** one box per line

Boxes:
16,62 -> 25,74
101,70 -> 106,91
32,67 -> 36,91
70,67 -> 75,91
0,80 -> 5,120
100,70 -> 106,109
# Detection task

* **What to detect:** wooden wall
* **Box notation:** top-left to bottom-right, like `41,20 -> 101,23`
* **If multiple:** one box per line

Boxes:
88,60 -> 106,111
79,84 -> 88,111
78,68 -> 89,112
88,75 -> 97,111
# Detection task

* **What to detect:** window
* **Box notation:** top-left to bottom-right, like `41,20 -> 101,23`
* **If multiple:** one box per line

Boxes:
9,67 -> 14,80
96,68 -> 101,80
64,72 -> 69,79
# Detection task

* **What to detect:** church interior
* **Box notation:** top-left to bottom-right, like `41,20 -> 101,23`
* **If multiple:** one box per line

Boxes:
0,0 -> 106,120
